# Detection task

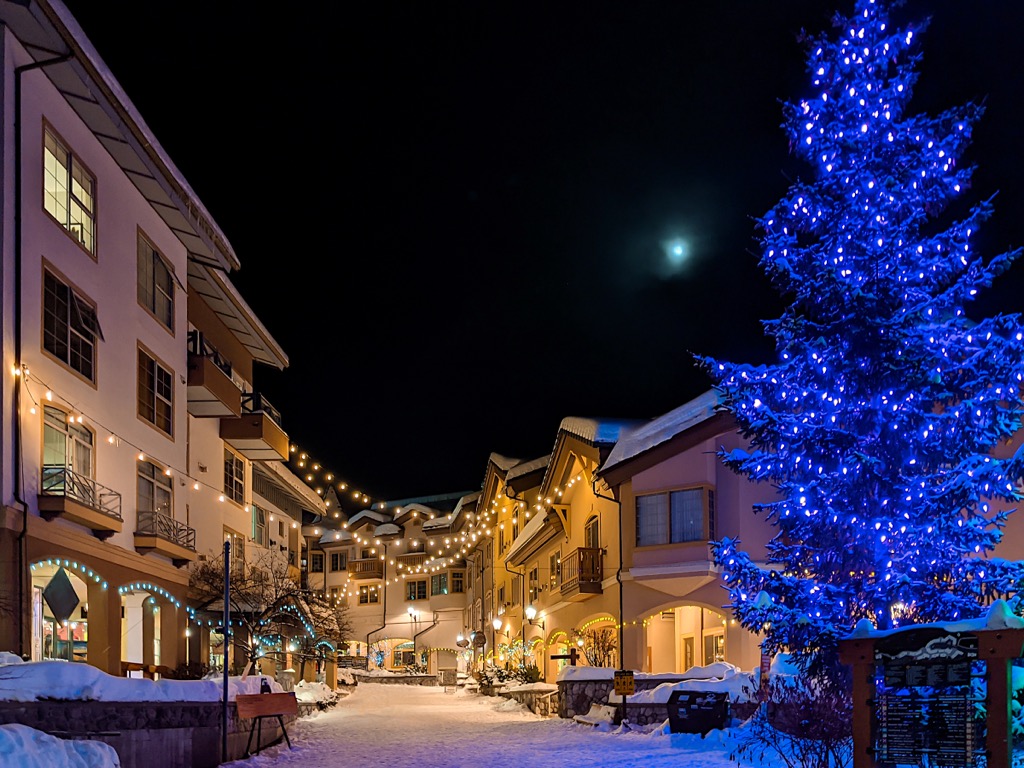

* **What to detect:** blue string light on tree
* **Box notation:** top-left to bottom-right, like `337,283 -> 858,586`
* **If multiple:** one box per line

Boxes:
699,0 -> 1024,677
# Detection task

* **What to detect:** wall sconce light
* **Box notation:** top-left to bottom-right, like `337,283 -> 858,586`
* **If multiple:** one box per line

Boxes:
492,617 -> 503,631
525,605 -> 545,630
408,605 -> 420,622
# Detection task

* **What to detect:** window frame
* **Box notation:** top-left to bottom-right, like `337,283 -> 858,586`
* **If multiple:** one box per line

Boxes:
451,570 -> 465,594
137,458 -> 173,519
431,573 -> 448,596
223,447 -> 245,505
310,552 -> 324,573
549,550 -> 561,590
42,405 -> 94,480
42,265 -> 100,386
359,585 -> 379,605
136,229 -> 175,333
42,122 -> 97,257
635,485 -> 716,547
407,579 -> 428,601
330,551 -> 348,572
224,527 -> 245,564
252,504 -> 266,547
137,344 -> 174,438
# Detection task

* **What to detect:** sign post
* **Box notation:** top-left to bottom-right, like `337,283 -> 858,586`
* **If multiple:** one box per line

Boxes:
613,669 -> 635,725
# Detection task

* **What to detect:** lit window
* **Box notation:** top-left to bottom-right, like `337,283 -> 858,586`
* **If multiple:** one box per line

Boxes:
359,585 -> 379,604
407,580 -> 427,600
137,348 -> 173,436
43,126 -> 95,254
432,573 -> 448,596
636,487 -> 715,546
137,231 -> 174,330
223,448 -> 244,504
43,269 -> 101,382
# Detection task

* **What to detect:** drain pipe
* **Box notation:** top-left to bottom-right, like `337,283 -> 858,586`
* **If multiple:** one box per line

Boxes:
365,545 -> 388,664
412,611 -> 438,667
592,478 -> 625,722
13,51 -> 74,657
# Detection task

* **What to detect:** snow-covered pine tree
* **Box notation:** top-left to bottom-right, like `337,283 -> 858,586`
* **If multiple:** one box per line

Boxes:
701,0 -> 1024,673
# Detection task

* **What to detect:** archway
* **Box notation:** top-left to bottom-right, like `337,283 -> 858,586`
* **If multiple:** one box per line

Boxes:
29,559 -> 96,663
117,581 -> 186,673
644,603 -> 729,674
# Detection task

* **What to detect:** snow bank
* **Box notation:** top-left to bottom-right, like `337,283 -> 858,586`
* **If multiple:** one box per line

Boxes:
0,661 -> 220,703
0,652 -> 24,665
294,680 -> 337,705
503,682 -> 558,694
621,668 -> 755,705
848,599 -> 1024,639
0,723 -> 119,768
556,666 -> 703,683
337,669 -> 357,686
226,675 -> 283,701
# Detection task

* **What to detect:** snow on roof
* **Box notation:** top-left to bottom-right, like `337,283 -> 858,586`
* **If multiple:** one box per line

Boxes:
319,529 -> 352,545
507,454 -> 551,482
601,390 -> 721,473
422,514 -> 454,531
374,523 -> 401,537
558,417 -> 639,447
347,509 -> 392,528
506,509 -> 551,561
847,598 -> 1024,639
488,453 -> 520,472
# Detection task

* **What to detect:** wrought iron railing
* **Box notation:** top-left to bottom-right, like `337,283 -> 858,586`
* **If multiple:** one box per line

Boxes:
560,547 -> 603,594
187,330 -> 232,377
241,392 -> 283,428
136,509 -> 196,550
40,466 -> 122,520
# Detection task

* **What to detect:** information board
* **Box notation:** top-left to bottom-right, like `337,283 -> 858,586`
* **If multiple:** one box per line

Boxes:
614,670 -> 635,696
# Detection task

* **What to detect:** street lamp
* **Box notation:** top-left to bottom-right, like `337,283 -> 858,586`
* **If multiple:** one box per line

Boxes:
492,617 -> 502,631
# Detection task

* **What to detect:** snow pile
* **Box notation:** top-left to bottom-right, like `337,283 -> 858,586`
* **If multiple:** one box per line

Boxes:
503,682 -> 558,694
337,668 -> 357,686
0,723 -> 119,768
615,664 -> 755,705
226,675 -> 283,700
0,661 -> 220,702
556,666 -> 693,683
0,652 -> 24,665
294,680 -> 337,705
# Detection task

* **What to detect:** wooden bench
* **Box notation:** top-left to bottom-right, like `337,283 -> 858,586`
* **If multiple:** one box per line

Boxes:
236,692 -> 298,756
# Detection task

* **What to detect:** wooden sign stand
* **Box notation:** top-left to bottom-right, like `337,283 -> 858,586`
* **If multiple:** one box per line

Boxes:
236,691 -> 299,756
839,627 -> 1024,768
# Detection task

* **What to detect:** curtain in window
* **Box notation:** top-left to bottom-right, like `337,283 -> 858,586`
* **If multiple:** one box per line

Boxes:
670,489 -> 704,542
636,493 -> 669,546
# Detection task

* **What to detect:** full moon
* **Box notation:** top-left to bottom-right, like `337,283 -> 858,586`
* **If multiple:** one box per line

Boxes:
660,237 -> 691,276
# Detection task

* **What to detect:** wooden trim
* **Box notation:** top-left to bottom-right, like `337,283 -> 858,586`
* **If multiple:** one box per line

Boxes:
40,119 -> 98,261
135,226 -> 176,337
39,258 -> 100,390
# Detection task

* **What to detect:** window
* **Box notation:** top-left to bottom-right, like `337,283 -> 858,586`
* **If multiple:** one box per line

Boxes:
499,528 -> 506,553
137,459 -> 172,517
137,231 -> 174,330
252,505 -> 266,547
431,573 -> 448,596
407,580 -> 427,600
42,406 -> 93,486
330,552 -> 348,572
359,585 -> 379,604
43,126 -> 95,254
224,527 -> 244,564
393,649 -> 416,667
585,516 -> 600,550
138,347 -> 173,436
452,571 -> 465,594
512,516 -> 520,540
497,585 -> 505,609
278,520 -> 285,537
549,550 -> 561,589
511,574 -> 521,605
43,269 -> 101,382
329,587 -> 340,603
223,448 -> 244,504
636,487 -> 715,546
528,567 -> 539,604
310,553 -> 324,573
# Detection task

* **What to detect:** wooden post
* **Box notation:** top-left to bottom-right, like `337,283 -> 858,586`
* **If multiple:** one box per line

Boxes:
839,637 -> 876,768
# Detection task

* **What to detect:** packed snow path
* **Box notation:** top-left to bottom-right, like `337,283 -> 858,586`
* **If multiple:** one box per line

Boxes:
230,683 -> 755,768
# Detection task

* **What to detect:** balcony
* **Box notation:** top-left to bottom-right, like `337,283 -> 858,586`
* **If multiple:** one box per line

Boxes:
220,393 -> 288,461
38,467 -> 122,539
134,509 -> 197,567
187,331 -> 241,418
347,557 -> 384,581
396,552 -> 428,570
560,547 -> 603,601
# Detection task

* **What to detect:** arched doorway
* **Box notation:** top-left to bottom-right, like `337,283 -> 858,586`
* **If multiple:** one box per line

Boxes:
30,560 -> 94,663
645,604 -> 728,673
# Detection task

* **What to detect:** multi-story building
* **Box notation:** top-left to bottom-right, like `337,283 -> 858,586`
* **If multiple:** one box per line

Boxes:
0,0 -> 305,677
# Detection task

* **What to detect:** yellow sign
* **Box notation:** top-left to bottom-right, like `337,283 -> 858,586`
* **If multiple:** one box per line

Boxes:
613,670 -> 635,696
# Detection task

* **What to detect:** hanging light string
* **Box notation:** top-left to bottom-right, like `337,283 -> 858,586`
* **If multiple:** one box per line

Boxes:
286,444 -> 376,509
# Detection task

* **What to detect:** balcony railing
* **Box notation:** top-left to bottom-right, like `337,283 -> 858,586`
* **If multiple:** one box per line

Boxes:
348,557 -> 384,580
136,509 -> 195,551
396,552 -> 428,569
41,466 -> 122,521
187,330 -> 231,377
560,547 -> 603,597
242,392 -> 282,428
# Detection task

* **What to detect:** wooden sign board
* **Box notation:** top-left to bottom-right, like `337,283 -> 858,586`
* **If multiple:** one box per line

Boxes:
236,692 -> 298,719
613,670 -> 635,696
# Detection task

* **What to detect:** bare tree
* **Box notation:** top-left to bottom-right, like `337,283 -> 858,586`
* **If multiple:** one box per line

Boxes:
190,548 -> 351,677
571,627 -> 617,667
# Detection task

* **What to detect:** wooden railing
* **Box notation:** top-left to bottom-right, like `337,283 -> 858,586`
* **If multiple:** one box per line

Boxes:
560,547 -> 603,594
348,557 -> 384,579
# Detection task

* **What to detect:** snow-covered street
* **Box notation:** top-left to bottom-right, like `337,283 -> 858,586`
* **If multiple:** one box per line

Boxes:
229,683 -> 766,768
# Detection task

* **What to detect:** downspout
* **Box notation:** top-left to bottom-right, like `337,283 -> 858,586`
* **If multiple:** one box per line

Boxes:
13,51 -> 74,657
365,545 -> 387,661
592,478 -> 625,722
412,610 -> 438,667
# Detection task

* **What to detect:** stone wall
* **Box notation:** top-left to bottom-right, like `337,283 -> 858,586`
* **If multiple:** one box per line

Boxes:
351,672 -> 437,686
0,699 -> 310,768
558,676 -> 692,719
499,688 -> 559,717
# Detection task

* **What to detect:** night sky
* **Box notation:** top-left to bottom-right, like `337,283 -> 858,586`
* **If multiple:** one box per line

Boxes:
61,1 -> 1024,503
